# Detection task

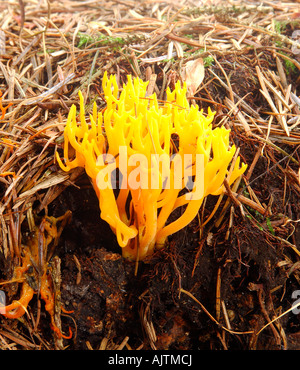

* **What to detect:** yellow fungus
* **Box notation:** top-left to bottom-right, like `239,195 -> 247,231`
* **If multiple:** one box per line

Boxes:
56,72 -> 247,260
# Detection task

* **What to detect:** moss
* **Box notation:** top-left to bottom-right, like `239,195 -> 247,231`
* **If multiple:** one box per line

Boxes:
77,32 -> 146,50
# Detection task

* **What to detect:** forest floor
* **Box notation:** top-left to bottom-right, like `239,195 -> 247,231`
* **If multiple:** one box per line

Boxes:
0,0 -> 300,350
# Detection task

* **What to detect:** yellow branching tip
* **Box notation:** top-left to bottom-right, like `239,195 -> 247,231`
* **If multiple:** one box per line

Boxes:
56,72 -> 247,260
0,91 -> 12,120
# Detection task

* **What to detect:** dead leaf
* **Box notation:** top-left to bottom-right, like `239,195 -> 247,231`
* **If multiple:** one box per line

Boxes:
181,58 -> 205,96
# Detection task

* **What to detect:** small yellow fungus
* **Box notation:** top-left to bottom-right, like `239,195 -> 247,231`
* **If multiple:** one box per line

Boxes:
0,91 -> 12,120
56,72 -> 247,260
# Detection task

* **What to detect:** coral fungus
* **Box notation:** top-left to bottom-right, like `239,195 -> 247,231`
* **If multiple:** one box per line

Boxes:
0,91 -> 12,120
0,212 -> 72,339
56,72 -> 247,260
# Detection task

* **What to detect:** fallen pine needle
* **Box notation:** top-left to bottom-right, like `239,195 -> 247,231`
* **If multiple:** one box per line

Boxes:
256,301 -> 300,337
179,288 -> 254,335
